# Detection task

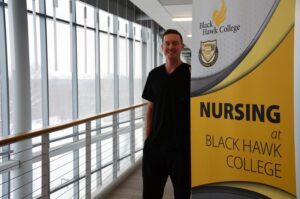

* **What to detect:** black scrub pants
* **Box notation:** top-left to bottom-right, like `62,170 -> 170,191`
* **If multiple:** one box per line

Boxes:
142,142 -> 191,199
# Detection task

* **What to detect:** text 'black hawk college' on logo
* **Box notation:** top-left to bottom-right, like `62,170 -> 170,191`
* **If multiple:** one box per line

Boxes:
199,40 -> 218,67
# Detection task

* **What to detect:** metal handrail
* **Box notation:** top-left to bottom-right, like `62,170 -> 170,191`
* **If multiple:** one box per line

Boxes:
0,102 -> 147,146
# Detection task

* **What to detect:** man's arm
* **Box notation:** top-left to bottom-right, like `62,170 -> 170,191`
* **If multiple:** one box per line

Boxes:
145,101 -> 154,138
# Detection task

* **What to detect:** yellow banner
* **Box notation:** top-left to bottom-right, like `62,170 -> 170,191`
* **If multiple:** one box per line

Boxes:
191,0 -> 296,198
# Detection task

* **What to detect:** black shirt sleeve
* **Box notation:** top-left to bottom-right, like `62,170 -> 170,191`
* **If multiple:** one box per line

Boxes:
142,72 -> 154,102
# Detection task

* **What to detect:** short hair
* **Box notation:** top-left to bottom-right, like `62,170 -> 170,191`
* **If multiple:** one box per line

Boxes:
162,29 -> 183,44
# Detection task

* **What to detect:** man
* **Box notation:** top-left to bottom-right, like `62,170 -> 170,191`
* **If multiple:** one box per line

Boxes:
142,29 -> 191,199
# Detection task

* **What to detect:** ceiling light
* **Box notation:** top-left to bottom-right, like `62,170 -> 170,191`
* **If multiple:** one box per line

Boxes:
172,17 -> 192,22
187,34 -> 192,38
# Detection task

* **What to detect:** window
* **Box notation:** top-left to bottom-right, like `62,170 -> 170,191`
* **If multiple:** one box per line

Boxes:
46,0 -> 70,19
100,32 -> 115,127
56,0 -> 70,21
118,37 -> 129,108
99,10 -> 113,33
77,27 -> 96,117
76,1 -> 85,26
5,6 -> 13,134
118,17 -> 128,37
100,32 -> 115,113
27,13 -> 43,130
146,29 -> 153,74
45,0 -> 53,17
26,0 -> 40,13
47,19 -> 72,125
133,23 -> 141,41
132,23 -> 143,104
134,41 -> 142,104
86,4 -> 95,28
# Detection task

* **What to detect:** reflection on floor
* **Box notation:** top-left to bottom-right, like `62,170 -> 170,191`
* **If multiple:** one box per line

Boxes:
106,166 -> 174,199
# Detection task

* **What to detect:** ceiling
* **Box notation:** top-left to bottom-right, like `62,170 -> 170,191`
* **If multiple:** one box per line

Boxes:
130,0 -> 193,49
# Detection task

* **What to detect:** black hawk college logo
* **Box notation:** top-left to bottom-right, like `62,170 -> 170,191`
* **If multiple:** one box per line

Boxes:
199,40 -> 218,67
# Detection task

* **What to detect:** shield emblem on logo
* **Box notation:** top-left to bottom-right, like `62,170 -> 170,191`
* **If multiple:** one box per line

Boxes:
199,40 -> 218,67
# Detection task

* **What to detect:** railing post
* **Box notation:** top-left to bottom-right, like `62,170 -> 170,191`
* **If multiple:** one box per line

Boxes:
41,134 -> 50,199
85,121 -> 91,199
112,114 -> 118,179
143,105 -> 147,142
130,109 -> 135,163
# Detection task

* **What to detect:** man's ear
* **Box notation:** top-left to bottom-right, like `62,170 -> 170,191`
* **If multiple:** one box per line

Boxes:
182,43 -> 185,50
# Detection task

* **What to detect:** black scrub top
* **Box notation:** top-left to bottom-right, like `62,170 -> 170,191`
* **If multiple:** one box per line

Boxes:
142,63 -> 190,152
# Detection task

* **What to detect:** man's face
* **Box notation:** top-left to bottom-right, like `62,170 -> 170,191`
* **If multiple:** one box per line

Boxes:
162,34 -> 183,60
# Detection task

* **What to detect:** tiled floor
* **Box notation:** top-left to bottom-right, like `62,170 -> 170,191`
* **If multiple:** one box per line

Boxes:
106,166 -> 174,199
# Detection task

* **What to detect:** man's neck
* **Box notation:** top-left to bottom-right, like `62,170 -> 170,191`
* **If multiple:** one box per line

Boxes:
165,59 -> 182,74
